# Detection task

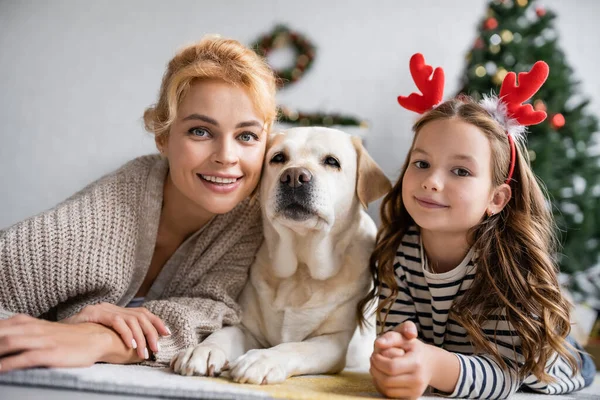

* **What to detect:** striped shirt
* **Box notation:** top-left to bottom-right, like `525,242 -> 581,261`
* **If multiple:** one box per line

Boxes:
377,228 -> 586,399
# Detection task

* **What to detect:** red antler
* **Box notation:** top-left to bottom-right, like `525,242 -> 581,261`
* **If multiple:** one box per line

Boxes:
499,61 -> 550,125
397,53 -> 445,114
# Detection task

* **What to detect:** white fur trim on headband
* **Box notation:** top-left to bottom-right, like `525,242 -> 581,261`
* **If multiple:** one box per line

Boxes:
479,94 -> 527,144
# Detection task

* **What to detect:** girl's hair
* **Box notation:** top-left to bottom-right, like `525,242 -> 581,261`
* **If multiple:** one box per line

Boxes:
359,96 -> 578,381
143,35 -> 278,139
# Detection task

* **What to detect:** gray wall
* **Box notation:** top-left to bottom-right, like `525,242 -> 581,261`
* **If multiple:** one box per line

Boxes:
1,0 -> 599,228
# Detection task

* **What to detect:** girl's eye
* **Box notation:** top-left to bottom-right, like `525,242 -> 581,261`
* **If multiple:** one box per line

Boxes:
323,156 -> 341,168
413,160 -> 429,169
188,127 -> 210,138
238,132 -> 259,142
270,152 -> 286,163
452,168 -> 471,177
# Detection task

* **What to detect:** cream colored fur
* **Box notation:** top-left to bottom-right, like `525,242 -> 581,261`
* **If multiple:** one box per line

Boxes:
171,127 -> 390,384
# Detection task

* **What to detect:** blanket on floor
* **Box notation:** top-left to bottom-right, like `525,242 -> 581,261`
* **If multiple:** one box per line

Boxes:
0,364 -> 598,399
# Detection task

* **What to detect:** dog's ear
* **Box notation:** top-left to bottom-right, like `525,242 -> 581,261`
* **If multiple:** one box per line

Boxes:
249,132 -> 281,204
351,136 -> 391,209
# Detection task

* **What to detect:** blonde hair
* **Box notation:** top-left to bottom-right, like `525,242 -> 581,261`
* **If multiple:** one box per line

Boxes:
143,35 -> 277,140
359,96 -> 578,382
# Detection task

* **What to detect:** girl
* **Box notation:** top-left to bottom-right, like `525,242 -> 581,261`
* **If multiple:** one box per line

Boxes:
361,54 -> 595,399
0,36 -> 277,370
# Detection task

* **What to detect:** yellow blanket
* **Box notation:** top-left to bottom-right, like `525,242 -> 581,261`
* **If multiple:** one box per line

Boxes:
217,371 -> 382,399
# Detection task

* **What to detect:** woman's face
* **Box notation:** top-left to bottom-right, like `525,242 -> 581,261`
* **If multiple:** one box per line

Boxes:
161,79 -> 267,216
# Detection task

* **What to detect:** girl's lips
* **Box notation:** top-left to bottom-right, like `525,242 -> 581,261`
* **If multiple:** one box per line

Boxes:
197,174 -> 243,194
415,197 -> 448,209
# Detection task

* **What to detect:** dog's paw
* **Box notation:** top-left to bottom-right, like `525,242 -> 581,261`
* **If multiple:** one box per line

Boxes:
229,349 -> 288,384
170,345 -> 228,377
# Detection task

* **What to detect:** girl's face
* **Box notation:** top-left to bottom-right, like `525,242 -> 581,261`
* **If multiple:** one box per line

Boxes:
160,79 -> 267,216
402,117 -> 502,236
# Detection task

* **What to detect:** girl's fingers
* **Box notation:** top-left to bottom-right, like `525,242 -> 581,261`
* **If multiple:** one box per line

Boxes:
394,320 -> 418,340
381,387 -> 421,400
371,352 -> 415,376
374,331 -> 405,351
370,361 -> 410,389
137,316 -> 160,354
124,317 -> 148,359
380,347 -> 406,358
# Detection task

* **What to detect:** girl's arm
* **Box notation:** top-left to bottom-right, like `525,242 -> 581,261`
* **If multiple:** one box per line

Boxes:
442,352 -> 520,399
442,325 -> 587,399
373,325 -> 518,399
519,351 -> 589,395
376,336 -> 587,399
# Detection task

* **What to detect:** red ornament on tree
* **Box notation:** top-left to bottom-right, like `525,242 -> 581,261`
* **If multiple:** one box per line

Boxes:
474,37 -> 484,49
536,7 -> 546,17
484,17 -> 498,30
551,113 -> 565,129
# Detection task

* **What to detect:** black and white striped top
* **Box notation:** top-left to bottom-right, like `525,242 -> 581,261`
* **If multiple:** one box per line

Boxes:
377,228 -> 586,399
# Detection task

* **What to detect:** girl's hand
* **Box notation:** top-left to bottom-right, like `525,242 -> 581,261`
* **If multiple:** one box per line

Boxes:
62,302 -> 170,360
0,314 -> 137,371
370,320 -> 433,399
372,319 -> 418,356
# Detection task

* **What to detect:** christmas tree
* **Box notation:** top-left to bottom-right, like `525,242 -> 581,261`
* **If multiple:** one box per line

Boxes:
458,0 -> 600,281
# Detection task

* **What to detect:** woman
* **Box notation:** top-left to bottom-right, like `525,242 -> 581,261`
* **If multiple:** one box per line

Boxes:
0,35 -> 277,369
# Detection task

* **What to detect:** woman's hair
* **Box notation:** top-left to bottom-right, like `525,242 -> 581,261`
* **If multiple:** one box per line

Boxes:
143,35 -> 278,139
359,96 -> 578,381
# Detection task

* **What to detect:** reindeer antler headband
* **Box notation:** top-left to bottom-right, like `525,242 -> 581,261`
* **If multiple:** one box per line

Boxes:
398,53 -> 549,184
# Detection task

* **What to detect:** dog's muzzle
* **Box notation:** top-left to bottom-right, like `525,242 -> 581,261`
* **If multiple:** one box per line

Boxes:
276,167 -> 317,221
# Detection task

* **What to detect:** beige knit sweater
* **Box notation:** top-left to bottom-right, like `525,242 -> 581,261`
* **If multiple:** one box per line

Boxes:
0,155 -> 263,364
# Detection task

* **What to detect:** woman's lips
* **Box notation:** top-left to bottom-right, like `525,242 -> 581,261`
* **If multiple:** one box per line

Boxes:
197,174 -> 243,194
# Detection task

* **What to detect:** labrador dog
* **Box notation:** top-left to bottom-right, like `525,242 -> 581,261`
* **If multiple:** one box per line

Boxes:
171,127 -> 391,384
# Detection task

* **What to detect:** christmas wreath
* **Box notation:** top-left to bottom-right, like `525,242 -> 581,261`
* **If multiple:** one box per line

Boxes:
252,25 -> 316,89
252,25 -> 365,127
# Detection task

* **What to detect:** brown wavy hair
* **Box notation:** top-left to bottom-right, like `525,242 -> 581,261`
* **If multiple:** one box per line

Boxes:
144,35 -> 278,141
358,97 -> 578,381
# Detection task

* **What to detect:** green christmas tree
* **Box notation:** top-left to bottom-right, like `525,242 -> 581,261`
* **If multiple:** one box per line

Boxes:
458,0 -> 600,277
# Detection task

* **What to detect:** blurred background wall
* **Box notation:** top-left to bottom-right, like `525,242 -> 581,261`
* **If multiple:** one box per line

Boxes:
0,0 -> 598,229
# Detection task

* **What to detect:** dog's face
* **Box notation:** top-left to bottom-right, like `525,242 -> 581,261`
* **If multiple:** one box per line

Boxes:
260,127 -> 388,233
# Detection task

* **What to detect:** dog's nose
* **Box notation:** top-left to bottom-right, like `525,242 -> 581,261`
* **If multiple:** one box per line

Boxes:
280,167 -> 313,188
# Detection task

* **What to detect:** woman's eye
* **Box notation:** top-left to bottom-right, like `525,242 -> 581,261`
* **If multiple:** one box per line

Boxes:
270,152 -> 286,163
238,132 -> 259,142
413,160 -> 429,169
452,168 -> 471,177
188,127 -> 210,138
323,156 -> 340,168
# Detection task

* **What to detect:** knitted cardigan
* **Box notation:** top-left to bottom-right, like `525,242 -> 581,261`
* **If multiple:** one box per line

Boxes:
0,155 -> 263,364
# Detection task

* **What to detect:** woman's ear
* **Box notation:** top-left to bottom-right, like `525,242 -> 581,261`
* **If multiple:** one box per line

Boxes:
487,183 -> 512,216
155,135 -> 168,156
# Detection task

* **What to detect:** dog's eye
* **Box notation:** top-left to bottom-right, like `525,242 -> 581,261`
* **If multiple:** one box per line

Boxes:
270,152 -> 287,164
323,156 -> 341,168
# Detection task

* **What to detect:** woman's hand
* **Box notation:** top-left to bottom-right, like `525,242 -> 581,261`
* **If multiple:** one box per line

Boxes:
0,314 -> 141,371
62,303 -> 170,360
370,320 -> 433,399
